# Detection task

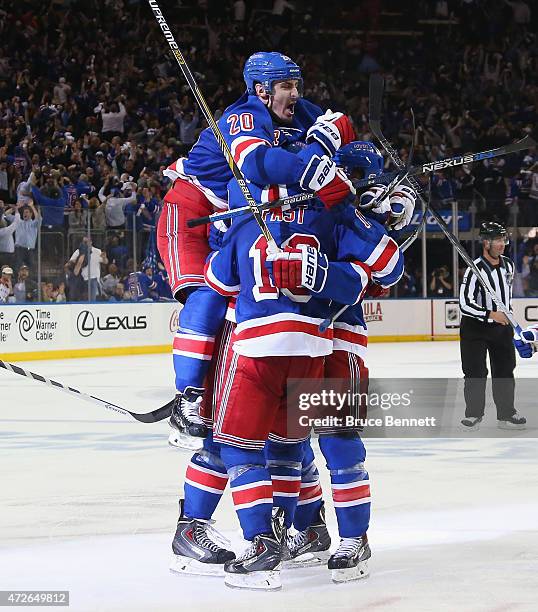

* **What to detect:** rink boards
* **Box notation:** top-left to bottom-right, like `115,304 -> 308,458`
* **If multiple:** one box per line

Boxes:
1,298 -> 537,361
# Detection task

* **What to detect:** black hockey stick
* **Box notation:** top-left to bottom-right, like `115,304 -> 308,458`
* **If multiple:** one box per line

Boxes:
147,0 -> 279,253
193,135 -> 535,228
368,73 -> 524,336
187,192 -> 315,228
0,359 -> 173,423
358,135 -> 535,188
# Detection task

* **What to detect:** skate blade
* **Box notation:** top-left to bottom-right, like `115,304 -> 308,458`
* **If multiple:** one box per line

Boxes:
170,554 -> 225,577
284,549 -> 331,569
168,429 -> 204,451
331,560 -> 369,584
224,570 -> 282,591
460,423 -> 480,432
497,422 -> 526,430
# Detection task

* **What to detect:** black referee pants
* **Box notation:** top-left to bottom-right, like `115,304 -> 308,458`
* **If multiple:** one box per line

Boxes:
460,316 -> 516,420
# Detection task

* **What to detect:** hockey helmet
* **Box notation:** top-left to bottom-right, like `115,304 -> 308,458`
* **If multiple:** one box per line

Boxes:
334,141 -> 384,178
479,222 -> 508,244
243,52 -> 303,95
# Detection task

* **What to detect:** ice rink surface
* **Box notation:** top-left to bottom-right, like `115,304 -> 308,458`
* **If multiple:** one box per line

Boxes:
1,342 -> 537,612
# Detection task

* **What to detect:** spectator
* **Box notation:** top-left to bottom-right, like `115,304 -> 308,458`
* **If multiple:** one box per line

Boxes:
53,77 -> 71,105
108,282 -> 130,302
14,199 -> 41,272
101,262 -> 120,298
0,264 -> 14,303
99,178 -> 137,229
13,264 -> 37,302
68,236 -> 108,301
94,98 -> 127,138
429,265 -> 453,297
0,207 -> 19,269
68,199 -> 88,233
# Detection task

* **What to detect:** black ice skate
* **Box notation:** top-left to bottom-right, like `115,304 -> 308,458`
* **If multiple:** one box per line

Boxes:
170,500 -> 235,576
224,508 -> 285,591
285,502 -> 331,568
498,411 -> 526,430
460,416 -> 482,431
328,533 -> 371,583
168,386 -> 208,449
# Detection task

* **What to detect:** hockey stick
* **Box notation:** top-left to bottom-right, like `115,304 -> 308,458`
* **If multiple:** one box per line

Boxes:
357,135 -> 535,188
185,134 -> 535,228
187,192 -> 315,228
147,0 -> 279,253
0,359 -> 173,423
368,73 -> 524,336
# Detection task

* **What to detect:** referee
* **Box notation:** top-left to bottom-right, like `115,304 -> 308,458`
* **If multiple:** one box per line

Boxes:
458,222 -> 526,430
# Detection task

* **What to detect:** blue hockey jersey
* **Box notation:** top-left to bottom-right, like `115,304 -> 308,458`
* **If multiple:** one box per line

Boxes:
204,203 -> 403,358
332,205 -> 404,357
164,94 -> 325,210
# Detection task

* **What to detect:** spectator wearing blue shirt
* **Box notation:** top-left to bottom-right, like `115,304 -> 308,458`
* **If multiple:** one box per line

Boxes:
14,199 -> 41,271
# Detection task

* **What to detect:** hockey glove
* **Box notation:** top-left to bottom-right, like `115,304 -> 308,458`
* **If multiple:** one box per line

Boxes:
357,185 -> 391,215
266,245 -> 328,293
514,337 -> 534,359
365,281 -> 390,299
522,328 -> 538,342
300,155 -> 355,209
387,184 -> 416,230
306,110 -> 356,157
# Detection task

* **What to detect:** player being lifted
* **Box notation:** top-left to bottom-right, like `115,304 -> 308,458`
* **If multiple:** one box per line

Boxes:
157,51 -> 356,447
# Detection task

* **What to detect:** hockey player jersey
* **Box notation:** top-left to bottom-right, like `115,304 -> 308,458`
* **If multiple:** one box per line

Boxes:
164,94 -> 325,210
205,203 -> 403,358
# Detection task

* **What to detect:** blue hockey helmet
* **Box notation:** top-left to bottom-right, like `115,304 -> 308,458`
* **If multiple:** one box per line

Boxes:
334,141 -> 384,177
243,52 -> 303,95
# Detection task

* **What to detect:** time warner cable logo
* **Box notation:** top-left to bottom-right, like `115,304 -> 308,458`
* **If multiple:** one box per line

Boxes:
16,310 -> 35,341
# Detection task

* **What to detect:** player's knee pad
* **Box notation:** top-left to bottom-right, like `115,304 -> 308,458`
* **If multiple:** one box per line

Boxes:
319,432 -> 366,474
265,440 -> 303,470
220,445 -> 265,481
179,286 -> 227,336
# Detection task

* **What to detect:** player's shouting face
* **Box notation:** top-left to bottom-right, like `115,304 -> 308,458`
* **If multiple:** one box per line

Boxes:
256,79 -> 301,124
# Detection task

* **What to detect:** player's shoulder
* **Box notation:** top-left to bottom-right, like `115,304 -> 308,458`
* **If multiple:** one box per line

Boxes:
220,94 -> 271,127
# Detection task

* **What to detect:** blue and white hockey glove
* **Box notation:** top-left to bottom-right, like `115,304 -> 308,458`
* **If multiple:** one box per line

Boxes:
358,183 -> 416,230
514,337 -> 534,359
514,327 -> 538,358
300,155 -> 355,209
265,245 -> 328,293
388,184 -> 416,230
522,327 -> 538,342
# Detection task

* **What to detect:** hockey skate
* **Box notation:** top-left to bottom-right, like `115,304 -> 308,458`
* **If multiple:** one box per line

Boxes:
285,502 -> 331,568
460,416 -> 482,431
498,411 -> 526,430
328,534 -> 371,583
224,508 -> 285,591
168,386 -> 208,450
170,500 -> 235,577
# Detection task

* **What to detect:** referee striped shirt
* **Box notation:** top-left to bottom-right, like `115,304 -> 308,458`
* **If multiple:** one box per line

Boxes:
459,255 -> 514,322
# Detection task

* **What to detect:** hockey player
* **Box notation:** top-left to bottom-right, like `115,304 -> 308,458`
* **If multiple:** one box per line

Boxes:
203,207 -> 399,589
278,145 -> 415,582
158,51 -> 356,446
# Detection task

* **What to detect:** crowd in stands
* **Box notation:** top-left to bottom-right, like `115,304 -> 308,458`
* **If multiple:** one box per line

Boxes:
0,0 -> 537,303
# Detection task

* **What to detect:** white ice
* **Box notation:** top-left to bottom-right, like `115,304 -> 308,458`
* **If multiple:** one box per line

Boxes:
1,342 -> 537,612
